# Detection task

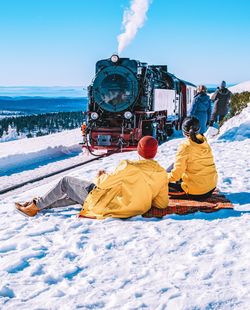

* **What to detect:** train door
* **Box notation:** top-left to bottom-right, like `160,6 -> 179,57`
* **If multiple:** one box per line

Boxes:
186,86 -> 196,113
153,89 -> 176,114
179,83 -> 187,121
186,88 -> 190,113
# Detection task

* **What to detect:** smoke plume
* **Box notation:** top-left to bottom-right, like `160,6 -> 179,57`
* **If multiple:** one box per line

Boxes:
117,0 -> 152,54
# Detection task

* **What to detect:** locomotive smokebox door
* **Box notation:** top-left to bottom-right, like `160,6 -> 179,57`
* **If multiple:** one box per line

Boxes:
97,135 -> 111,146
92,65 -> 139,112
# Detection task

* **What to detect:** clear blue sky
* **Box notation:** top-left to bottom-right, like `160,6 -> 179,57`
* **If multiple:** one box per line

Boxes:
0,0 -> 249,86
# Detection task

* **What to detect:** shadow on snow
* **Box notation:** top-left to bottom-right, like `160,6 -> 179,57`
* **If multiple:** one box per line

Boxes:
40,205 -> 250,222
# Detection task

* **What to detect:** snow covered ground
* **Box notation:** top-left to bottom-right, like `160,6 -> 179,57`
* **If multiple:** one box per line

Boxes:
229,81 -> 250,93
217,105 -> 250,142
0,107 -> 250,309
0,129 -> 84,189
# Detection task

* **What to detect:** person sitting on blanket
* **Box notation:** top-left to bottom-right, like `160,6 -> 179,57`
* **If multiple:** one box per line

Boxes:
16,136 -> 169,219
167,116 -> 218,200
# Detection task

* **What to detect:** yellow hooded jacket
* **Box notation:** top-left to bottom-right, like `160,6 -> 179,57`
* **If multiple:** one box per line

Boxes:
168,135 -> 218,195
79,159 -> 168,219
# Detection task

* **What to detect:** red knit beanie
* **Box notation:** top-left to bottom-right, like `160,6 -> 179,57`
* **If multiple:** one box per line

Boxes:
137,136 -> 158,159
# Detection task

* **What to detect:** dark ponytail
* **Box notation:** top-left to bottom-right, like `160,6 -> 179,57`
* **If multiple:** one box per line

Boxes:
189,126 -> 203,144
182,117 -> 203,144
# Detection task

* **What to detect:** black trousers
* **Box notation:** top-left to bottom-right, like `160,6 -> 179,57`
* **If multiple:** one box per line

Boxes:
168,182 -> 215,201
209,114 -> 225,126
167,163 -> 215,200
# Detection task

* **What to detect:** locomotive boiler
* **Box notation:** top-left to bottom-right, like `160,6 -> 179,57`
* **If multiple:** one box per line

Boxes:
82,54 -> 196,152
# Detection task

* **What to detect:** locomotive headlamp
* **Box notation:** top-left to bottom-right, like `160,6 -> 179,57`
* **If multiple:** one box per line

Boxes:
124,111 -> 133,120
111,54 -> 119,63
90,112 -> 99,120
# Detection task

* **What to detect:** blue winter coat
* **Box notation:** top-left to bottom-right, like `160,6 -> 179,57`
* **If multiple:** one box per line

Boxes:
189,93 -> 212,134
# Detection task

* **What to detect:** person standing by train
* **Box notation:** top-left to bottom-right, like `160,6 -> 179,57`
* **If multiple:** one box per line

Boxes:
15,136 -> 169,219
209,81 -> 232,126
188,85 -> 211,134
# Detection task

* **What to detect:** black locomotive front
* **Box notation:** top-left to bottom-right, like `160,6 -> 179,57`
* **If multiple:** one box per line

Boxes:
82,54 -> 189,152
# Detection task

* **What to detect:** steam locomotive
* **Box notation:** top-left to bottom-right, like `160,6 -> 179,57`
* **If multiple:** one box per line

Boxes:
82,54 -> 196,152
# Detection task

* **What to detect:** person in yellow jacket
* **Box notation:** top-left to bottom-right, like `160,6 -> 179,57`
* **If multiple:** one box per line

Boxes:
168,116 -> 218,199
15,136 -> 169,218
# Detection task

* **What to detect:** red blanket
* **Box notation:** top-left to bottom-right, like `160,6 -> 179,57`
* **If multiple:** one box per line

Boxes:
142,190 -> 233,218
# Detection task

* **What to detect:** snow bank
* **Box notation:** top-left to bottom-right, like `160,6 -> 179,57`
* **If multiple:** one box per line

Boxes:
0,129 -> 82,176
0,128 -> 81,159
229,81 -> 250,93
217,105 -> 250,141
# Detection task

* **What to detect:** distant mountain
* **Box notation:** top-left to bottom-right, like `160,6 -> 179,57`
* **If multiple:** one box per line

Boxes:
206,83 -> 236,94
0,97 -> 87,115
0,86 -> 87,98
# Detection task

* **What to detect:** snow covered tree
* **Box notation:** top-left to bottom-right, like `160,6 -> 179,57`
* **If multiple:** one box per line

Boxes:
0,125 -> 19,142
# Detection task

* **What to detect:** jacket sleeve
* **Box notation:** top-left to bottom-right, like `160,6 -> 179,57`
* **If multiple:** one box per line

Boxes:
189,97 -> 198,116
152,181 -> 169,209
211,90 -> 218,102
207,98 -> 212,121
168,143 -> 188,182
94,160 -> 129,189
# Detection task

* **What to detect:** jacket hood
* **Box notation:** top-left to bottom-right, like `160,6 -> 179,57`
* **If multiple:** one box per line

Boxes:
195,92 -> 209,98
192,93 -> 211,114
127,159 -> 164,172
188,135 -> 211,152
197,93 -> 210,100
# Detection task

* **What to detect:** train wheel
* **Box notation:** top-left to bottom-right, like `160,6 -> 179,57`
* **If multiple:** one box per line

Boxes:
175,121 -> 180,130
157,134 -> 164,143
165,123 -> 174,136
166,128 -> 174,136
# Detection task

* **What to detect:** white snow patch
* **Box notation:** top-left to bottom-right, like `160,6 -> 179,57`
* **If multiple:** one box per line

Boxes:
0,129 -> 82,177
0,128 -> 81,160
204,126 -> 219,140
229,81 -> 250,93
0,128 -> 87,192
217,105 -> 250,141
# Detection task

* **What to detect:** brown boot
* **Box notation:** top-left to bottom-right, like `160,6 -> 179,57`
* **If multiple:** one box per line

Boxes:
15,201 -> 32,208
16,201 -> 40,217
15,197 -> 40,209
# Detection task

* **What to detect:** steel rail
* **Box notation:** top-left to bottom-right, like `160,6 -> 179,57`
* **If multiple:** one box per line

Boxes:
0,153 -> 109,195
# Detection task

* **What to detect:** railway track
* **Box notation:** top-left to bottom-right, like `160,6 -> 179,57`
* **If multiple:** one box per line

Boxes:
0,152 -> 110,196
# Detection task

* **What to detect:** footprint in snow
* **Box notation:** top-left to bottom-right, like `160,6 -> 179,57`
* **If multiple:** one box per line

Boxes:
7,260 -> 30,274
222,177 -> 233,185
63,266 -> 83,280
30,264 -> 45,277
64,251 -> 77,261
6,251 -> 47,274
0,286 -> 15,299
0,243 -> 17,253
27,225 -> 59,236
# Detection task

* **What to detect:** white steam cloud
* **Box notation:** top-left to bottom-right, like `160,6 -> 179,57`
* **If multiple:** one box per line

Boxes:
117,0 -> 152,55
